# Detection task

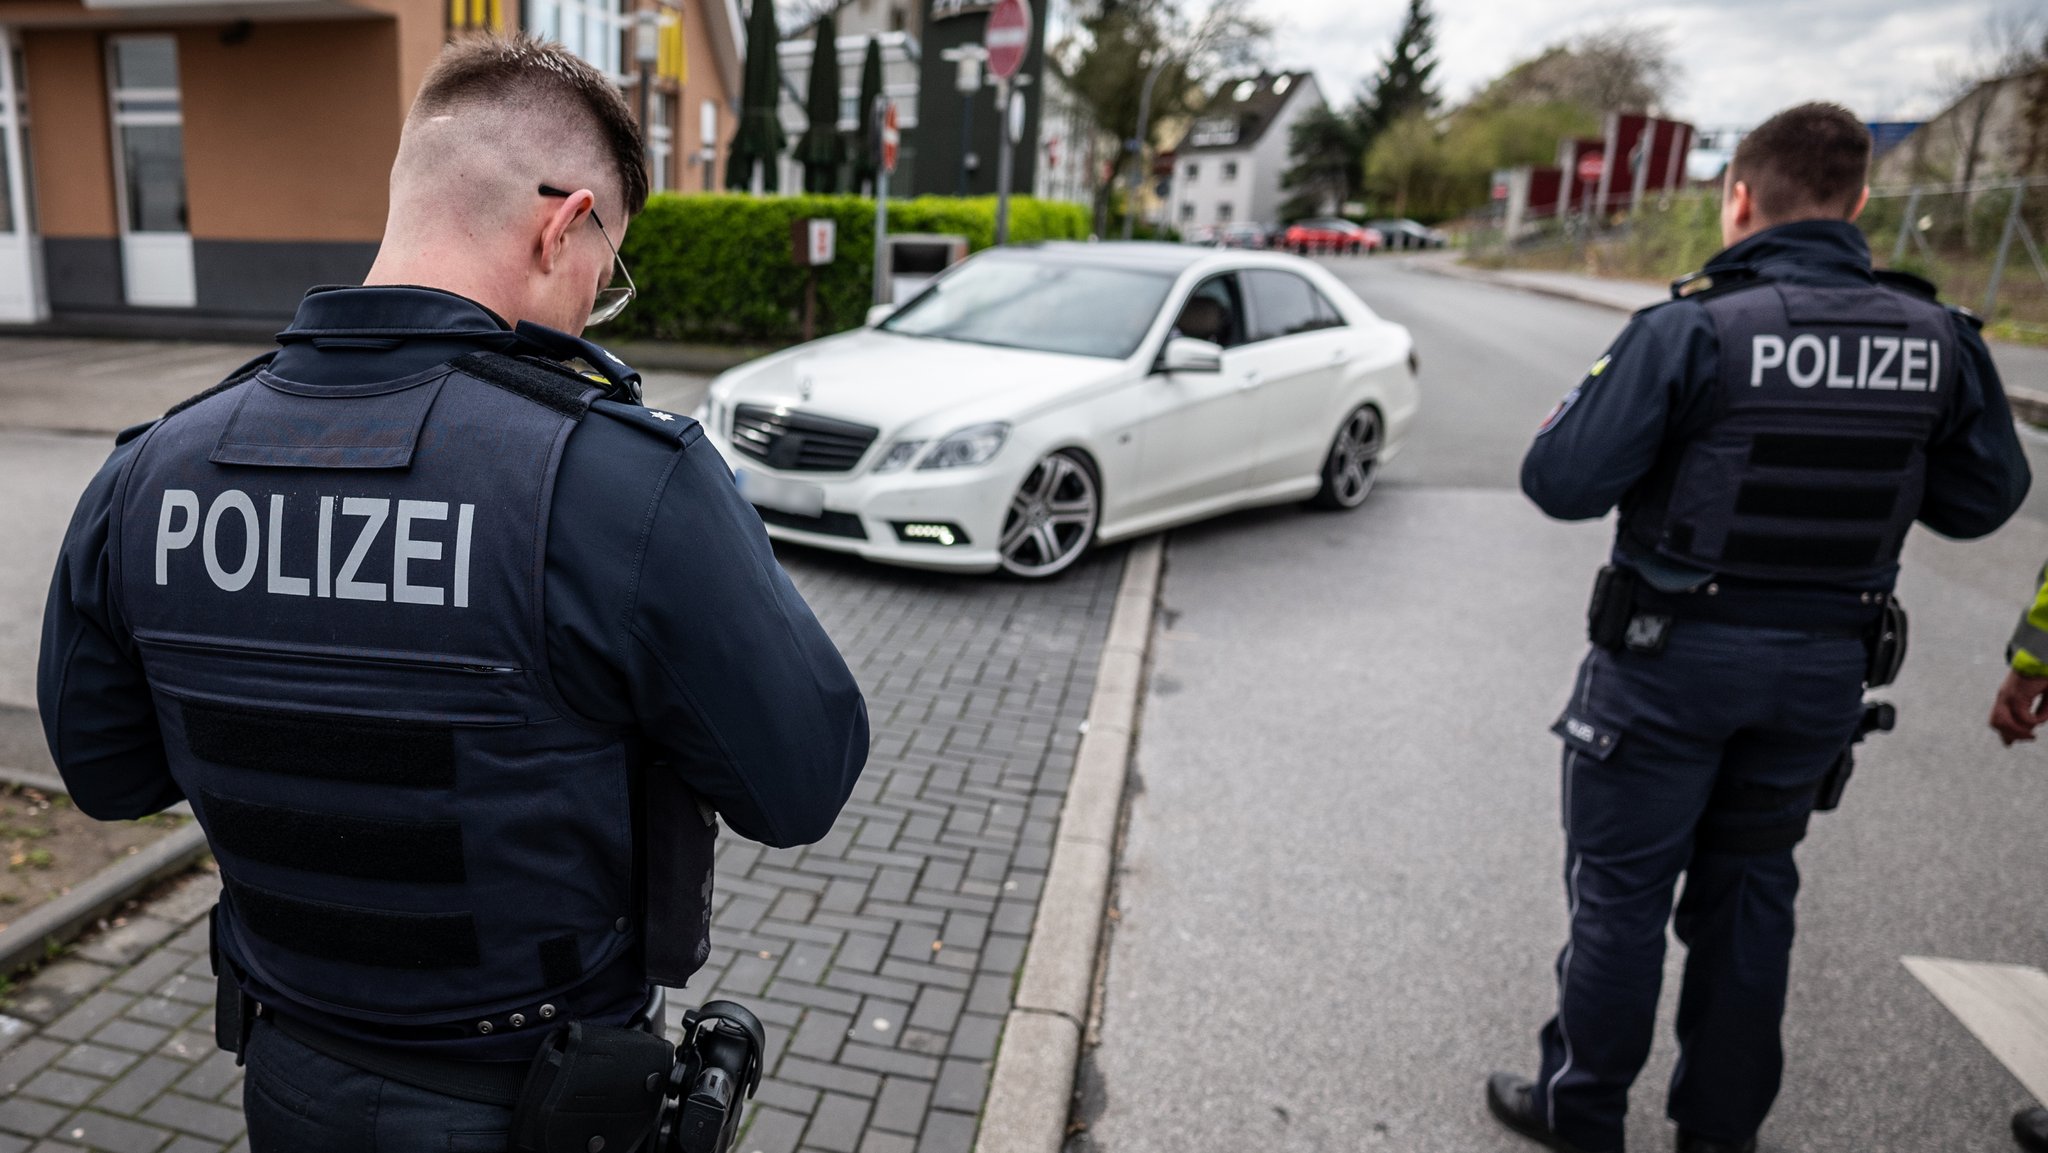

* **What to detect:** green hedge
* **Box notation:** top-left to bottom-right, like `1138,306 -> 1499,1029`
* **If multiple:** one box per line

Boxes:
614,194 -> 1092,344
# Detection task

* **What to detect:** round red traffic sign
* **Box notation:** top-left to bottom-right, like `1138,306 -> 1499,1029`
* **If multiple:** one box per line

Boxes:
985,0 -> 1032,81
1577,153 -> 1605,183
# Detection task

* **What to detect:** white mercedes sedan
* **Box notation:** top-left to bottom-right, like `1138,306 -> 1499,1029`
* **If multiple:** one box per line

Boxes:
697,243 -> 1419,578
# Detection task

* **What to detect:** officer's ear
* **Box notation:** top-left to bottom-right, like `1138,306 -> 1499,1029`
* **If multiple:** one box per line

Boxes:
537,189 -> 595,275
1847,185 -> 1870,223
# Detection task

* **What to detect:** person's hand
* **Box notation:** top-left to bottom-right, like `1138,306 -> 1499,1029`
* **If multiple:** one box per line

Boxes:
1989,669 -> 2048,746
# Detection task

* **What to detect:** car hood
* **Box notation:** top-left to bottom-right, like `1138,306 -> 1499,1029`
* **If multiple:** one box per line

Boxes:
710,328 -> 1133,436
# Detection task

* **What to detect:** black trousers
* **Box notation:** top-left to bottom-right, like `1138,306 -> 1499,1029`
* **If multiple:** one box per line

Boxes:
242,1017 -> 518,1153
1530,620 -> 1867,1152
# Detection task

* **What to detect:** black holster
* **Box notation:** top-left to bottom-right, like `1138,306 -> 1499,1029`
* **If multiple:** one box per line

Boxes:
510,1022 -> 675,1153
1864,596 -> 1908,688
1588,565 -> 1639,651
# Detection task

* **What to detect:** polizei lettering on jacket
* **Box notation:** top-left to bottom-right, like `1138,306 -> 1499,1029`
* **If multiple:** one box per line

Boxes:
155,489 -> 476,606
1748,333 -> 1942,391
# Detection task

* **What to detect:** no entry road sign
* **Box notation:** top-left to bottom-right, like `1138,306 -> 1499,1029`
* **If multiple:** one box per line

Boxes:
986,0 -> 1031,81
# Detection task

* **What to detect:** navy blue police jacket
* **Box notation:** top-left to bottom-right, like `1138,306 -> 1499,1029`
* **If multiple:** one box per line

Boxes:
1522,219 -> 2031,592
38,286 -> 870,1059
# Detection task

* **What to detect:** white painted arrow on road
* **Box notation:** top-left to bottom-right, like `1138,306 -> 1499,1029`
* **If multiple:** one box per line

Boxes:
1903,955 -> 2048,1103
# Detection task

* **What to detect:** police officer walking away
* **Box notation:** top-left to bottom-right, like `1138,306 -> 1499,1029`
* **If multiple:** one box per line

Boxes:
38,35 -> 868,1152
1485,103 -> 2031,1153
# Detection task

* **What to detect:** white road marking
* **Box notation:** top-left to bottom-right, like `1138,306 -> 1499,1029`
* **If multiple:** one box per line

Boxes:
1903,955 -> 2048,1102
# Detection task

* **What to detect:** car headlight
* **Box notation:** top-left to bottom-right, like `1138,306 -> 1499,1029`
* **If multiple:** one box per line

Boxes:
917,422 -> 1010,470
871,440 -> 926,474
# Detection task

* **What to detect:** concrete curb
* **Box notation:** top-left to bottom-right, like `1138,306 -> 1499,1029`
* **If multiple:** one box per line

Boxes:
0,764 -> 206,978
974,536 -> 1163,1153
1424,258 -> 2048,424
0,823 -> 209,979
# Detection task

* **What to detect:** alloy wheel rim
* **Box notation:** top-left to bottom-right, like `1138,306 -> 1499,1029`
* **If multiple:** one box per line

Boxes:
1332,409 -> 1382,506
1000,454 -> 1098,577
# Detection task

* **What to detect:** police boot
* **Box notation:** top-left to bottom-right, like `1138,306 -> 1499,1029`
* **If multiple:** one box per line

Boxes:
1485,1073 -> 1599,1153
1674,1132 -> 1756,1153
2015,1106 -> 2048,1152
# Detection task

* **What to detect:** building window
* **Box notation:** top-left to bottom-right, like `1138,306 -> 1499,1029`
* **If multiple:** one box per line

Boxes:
527,0 -> 627,77
1222,161 -> 1238,180
1217,202 -> 1233,222
698,99 -> 720,189
1184,161 -> 1199,182
109,36 -> 186,233
1179,202 -> 1195,222
649,94 -> 673,193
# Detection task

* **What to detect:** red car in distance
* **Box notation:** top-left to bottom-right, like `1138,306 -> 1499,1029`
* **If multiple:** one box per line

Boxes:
1280,218 -> 1383,255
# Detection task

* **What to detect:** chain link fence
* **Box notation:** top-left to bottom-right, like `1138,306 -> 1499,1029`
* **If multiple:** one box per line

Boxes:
1863,178 -> 2048,340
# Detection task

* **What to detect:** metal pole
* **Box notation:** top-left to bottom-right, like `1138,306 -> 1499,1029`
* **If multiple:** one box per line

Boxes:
1985,180 -> 2025,319
959,88 -> 974,196
873,97 -> 891,308
1891,186 -> 1922,266
995,80 -> 1015,245
1123,55 -> 1169,241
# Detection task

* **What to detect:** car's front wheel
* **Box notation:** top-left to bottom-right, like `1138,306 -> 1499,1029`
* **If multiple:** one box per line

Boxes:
999,450 -> 1100,578
1308,405 -> 1382,510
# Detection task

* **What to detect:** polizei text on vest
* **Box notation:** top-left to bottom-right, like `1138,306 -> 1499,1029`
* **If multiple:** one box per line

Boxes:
155,489 -> 477,606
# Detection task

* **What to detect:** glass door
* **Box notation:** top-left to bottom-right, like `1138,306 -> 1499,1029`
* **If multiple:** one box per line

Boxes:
0,31 -> 45,322
107,35 -> 194,308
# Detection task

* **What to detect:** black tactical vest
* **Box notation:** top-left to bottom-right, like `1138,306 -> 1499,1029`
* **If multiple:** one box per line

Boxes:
114,353 -> 692,1035
1623,276 -> 1961,585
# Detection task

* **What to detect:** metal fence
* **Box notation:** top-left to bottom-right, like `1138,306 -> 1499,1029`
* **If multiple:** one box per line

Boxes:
1863,177 -> 2048,337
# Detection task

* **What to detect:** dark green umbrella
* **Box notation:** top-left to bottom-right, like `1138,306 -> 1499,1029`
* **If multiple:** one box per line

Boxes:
795,11 -> 846,193
725,0 -> 784,193
850,36 -> 884,195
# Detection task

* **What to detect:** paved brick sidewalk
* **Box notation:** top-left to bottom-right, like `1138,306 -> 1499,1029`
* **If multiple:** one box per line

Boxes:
0,545 -> 1123,1153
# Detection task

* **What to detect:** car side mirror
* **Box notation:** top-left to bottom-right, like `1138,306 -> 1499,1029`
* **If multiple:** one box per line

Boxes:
866,303 -> 897,327
1157,337 -> 1224,375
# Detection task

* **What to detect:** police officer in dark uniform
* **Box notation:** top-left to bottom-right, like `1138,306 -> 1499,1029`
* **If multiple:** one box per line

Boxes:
1484,104 -> 2031,1153
38,36 -> 867,1152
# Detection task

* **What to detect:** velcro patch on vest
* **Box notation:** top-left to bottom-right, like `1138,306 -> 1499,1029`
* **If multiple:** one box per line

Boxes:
1735,483 -> 1897,521
201,790 -> 466,883
181,699 -> 455,788
451,353 -> 595,419
1749,434 -> 1915,471
539,934 -> 583,988
226,876 -> 481,969
1722,532 -> 1883,570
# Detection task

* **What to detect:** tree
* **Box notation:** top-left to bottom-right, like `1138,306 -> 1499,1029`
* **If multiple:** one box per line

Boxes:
726,0 -> 786,191
1471,24 -> 1677,115
850,36 -> 885,195
1355,0 -> 1438,144
1055,0 -> 1271,224
1280,105 -> 1362,220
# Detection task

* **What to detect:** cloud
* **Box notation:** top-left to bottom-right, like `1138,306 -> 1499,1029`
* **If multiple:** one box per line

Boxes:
1266,0 -> 2001,127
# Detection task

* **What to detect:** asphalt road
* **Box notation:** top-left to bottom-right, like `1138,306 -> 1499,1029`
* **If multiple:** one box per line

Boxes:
1082,256 -> 2048,1153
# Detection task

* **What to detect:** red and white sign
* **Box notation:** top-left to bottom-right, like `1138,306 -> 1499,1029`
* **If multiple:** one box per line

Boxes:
1577,153 -> 1605,183
882,102 -> 900,174
985,0 -> 1031,81
793,218 -> 837,266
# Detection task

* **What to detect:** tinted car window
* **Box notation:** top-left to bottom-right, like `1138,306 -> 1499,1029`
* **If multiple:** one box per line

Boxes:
1171,274 -> 1248,348
1245,271 -> 1343,341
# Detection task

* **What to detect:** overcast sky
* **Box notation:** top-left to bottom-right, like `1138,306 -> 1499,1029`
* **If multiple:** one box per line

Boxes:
1267,0 -> 2015,129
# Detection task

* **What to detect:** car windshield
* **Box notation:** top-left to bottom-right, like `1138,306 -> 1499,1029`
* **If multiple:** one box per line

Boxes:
882,256 -> 1176,359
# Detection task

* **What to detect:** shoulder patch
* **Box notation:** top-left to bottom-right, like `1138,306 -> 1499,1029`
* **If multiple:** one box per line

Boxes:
589,398 -> 703,447
450,351 -> 597,419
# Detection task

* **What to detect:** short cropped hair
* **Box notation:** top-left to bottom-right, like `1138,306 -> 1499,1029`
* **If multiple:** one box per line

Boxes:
413,34 -> 648,216
1730,103 -> 1870,222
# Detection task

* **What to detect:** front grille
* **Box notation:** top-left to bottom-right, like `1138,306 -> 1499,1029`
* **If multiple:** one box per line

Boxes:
754,506 -> 869,540
731,404 -> 880,473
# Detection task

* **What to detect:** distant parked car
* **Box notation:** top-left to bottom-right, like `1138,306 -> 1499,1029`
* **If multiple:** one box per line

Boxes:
1218,223 -> 1269,249
1367,218 -> 1450,249
1281,218 -> 1383,255
1186,225 -> 1222,247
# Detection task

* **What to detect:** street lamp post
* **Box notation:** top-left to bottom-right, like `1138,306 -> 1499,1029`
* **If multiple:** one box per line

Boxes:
1122,54 -> 1171,242
940,44 -> 988,197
